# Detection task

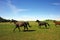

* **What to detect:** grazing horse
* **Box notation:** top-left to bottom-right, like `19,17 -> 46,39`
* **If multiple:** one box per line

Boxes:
11,21 -> 31,32
36,20 -> 50,28
53,20 -> 60,26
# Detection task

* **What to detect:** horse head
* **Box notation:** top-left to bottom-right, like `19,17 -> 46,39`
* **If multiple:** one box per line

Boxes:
36,20 -> 40,22
10,19 -> 18,24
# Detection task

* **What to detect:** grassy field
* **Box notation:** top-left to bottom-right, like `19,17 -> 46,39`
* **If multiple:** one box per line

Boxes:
0,21 -> 60,40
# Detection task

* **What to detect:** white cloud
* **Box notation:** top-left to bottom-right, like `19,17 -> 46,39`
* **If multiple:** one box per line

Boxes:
52,3 -> 60,6
13,15 -> 48,21
46,14 -> 60,20
7,0 -> 28,14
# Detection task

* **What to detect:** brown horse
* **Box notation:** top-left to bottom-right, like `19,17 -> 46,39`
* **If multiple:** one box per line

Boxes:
53,20 -> 60,26
11,20 -> 31,32
36,20 -> 50,28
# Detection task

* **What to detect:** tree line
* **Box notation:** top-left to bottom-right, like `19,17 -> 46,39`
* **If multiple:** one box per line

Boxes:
0,17 -> 17,22
0,16 -> 56,22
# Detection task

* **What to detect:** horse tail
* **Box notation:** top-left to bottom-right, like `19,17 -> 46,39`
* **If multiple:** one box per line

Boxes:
26,22 -> 31,27
46,23 -> 50,26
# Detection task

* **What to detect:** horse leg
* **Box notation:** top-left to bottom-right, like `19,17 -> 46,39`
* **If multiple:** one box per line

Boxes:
24,26 -> 26,31
26,25 -> 28,30
24,25 -> 28,31
13,26 -> 17,32
26,27 -> 28,30
17,27 -> 20,32
45,24 -> 47,28
47,23 -> 50,26
39,24 -> 41,28
46,23 -> 50,28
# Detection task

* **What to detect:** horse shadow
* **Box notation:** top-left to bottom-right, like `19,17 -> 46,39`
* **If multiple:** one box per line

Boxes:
23,30 -> 36,32
38,27 -> 49,29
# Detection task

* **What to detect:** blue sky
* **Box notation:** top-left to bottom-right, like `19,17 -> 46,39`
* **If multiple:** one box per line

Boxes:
0,0 -> 60,21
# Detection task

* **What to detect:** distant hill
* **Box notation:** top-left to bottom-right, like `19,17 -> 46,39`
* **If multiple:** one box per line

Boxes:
0,17 -> 17,22
0,17 -> 11,22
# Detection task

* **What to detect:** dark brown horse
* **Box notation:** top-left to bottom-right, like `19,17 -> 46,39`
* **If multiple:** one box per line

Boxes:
11,20 -> 31,32
36,20 -> 50,28
53,20 -> 60,26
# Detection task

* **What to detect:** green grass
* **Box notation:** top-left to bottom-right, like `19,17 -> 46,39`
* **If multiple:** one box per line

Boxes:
0,21 -> 60,40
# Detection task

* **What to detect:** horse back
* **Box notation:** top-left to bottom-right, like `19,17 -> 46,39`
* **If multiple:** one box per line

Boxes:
15,22 -> 25,26
54,22 -> 60,25
39,22 -> 47,25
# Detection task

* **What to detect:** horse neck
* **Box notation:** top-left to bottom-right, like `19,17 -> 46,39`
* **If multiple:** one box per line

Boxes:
14,21 -> 17,24
37,21 -> 40,23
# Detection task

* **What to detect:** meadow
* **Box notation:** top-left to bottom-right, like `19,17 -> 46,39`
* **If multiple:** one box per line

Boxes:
0,21 -> 60,40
